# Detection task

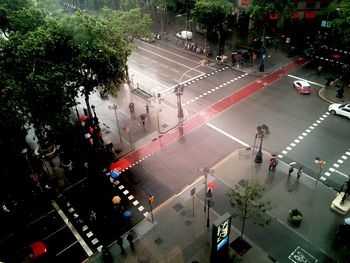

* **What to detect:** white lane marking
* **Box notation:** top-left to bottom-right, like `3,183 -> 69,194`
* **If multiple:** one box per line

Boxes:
52,200 -> 93,256
280,113 -> 329,158
129,69 -> 168,88
206,123 -> 250,147
171,68 -> 180,73
161,73 -> 169,78
137,46 -> 205,73
333,169 -> 350,179
162,73 -> 205,93
288,74 -> 324,87
176,176 -> 204,197
136,40 -> 216,70
180,74 -> 248,104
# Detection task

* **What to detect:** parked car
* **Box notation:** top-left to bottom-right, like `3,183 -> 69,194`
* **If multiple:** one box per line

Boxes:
176,30 -> 192,40
293,80 -> 312,94
328,103 -> 350,119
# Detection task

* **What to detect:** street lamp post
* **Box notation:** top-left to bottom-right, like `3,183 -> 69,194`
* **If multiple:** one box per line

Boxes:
22,148 -> 43,193
91,105 -> 97,118
156,109 -> 162,137
108,104 -> 122,144
206,189 -> 212,228
254,124 -> 270,163
315,157 -> 326,185
175,62 -> 205,125
174,85 -> 184,123
198,167 -> 214,211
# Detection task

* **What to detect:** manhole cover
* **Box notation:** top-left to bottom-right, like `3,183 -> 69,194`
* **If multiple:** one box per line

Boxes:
173,203 -> 184,212
155,237 -> 163,244
161,124 -> 169,128
238,179 -> 247,187
180,210 -> 187,217
185,220 -> 192,226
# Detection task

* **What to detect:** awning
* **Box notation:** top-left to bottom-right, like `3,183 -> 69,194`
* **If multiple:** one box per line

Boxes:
304,11 -> 316,19
269,13 -> 279,20
287,11 -> 300,20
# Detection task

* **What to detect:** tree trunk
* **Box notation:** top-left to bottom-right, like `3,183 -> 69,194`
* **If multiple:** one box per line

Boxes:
84,92 -> 92,118
240,203 -> 248,239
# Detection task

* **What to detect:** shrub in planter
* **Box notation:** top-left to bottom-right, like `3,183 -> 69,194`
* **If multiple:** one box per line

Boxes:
288,209 -> 303,226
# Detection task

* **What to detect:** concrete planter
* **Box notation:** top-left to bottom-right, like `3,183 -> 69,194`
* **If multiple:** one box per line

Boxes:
288,209 -> 303,226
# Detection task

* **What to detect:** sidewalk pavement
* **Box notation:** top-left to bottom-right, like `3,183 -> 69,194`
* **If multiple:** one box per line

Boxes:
87,148 -> 347,263
319,83 -> 350,104
77,35 -> 349,262
75,82 -> 179,161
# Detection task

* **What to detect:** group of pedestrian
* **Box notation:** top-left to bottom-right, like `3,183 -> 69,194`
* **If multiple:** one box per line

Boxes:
288,164 -> 303,180
269,155 -> 303,180
117,233 -> 135,255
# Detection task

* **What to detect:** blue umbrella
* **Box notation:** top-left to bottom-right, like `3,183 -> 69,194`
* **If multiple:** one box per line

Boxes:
111,171 -> 120,179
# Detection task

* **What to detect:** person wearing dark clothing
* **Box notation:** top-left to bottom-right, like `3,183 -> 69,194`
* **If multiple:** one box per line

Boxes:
288,165 -> 294,176
127,233 -> 135,251
340,179 -> 350,204
271,158 -> 278,173
336,86 -> 344,98
117,237 -> 126,255
297,167 -> 303,180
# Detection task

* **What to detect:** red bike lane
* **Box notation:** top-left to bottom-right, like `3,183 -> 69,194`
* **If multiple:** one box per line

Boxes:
110,58 -> 308,173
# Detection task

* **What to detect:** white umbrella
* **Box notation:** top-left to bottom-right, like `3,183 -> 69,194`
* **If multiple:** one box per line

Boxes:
345,217 -> 350,225
289,162 -> 297,167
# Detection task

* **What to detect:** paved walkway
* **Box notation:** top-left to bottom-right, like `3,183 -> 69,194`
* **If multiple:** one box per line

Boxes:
87,149 -> 348,263
81,32 -> 350,263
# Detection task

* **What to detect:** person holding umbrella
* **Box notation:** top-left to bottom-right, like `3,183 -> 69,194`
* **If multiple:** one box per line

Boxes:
288,162 -> 297,176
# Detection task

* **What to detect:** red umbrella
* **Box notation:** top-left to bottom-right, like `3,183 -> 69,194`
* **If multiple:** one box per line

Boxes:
79,115 -> 89,122
208,181 -> 216,189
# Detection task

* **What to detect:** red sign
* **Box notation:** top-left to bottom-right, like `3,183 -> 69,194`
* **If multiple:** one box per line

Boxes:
304,11 -> 316,19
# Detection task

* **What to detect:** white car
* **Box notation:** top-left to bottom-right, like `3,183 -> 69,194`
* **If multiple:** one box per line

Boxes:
328,103 -> 350,118
293,80 -> 311,94
176,30 -> 193,40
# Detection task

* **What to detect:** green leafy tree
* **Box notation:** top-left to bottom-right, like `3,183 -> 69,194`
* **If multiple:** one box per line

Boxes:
0,0 -> 37,36
151,0 -> 175,37
192,0 -> 232,52
56,10 -> 131,117
328,0 -> 350,44
102,8 -> 152,42
227,179 -> 272,239
247,0 -> 295,45
192,0 -> 231,34
37,0 -> 62,14
1,26 -> 77,143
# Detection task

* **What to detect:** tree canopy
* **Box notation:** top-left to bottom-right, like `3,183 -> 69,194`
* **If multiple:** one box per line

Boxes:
0,3 -> 150,192
192,0 -> 232,33
329,0 -> 350,44
227,179 -> 272,239
247,0 -> 295,40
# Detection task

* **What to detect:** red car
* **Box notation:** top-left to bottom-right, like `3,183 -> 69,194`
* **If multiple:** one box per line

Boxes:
293,80 -> 312,94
